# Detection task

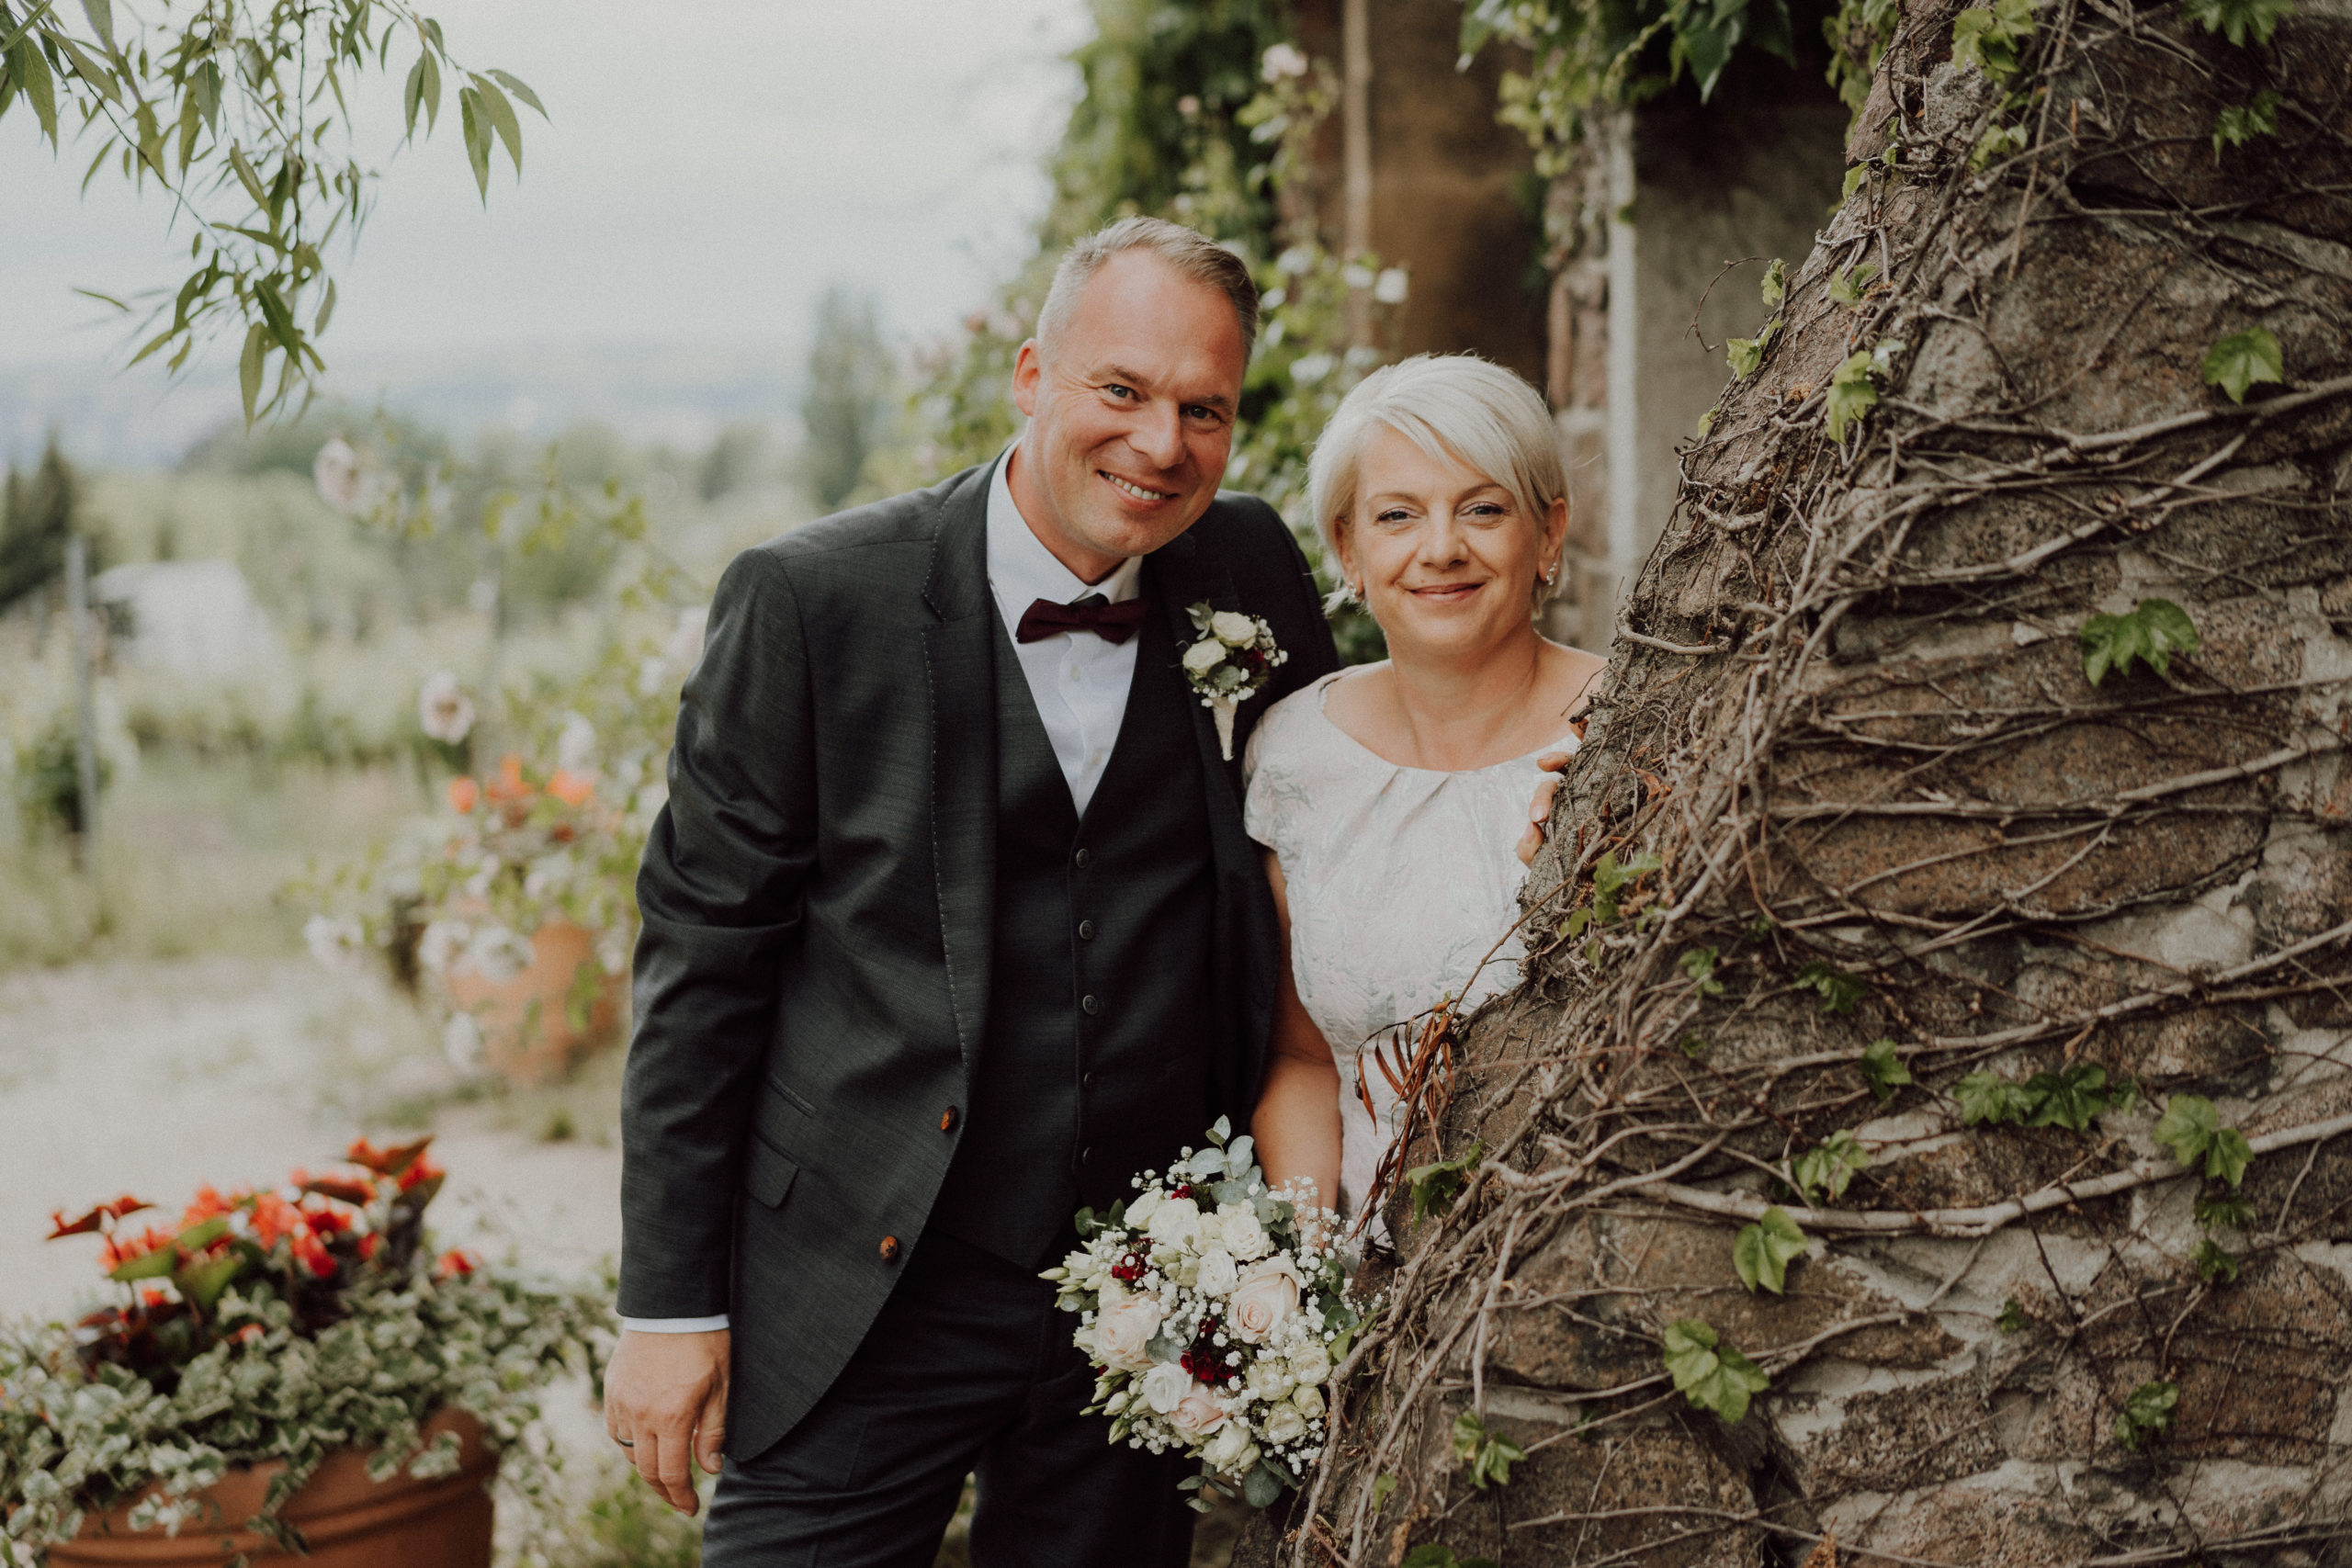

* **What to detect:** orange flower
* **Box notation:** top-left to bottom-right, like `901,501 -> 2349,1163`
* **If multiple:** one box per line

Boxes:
99,1226 -> 174,1272
546,769 -> 594,807
291,1227 -> 336,1279
397,1154 -> 445,1193
358,1232 -> 381,1261
141,1288 -> 169,1308
248,1191 -> 301,1250
447,776 -> 481,815
179,1184 -> 241,1228
485,753 -> 531,805
434,1248 -> 479,1280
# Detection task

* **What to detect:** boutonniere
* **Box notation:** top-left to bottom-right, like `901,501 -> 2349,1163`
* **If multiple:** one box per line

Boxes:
1181,603 -> 1288,761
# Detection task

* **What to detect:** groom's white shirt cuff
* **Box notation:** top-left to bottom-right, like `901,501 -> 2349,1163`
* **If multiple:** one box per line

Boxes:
620,1314 -> 730,1333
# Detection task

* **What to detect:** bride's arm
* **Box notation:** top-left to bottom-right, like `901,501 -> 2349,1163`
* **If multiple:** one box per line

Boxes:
1250,849 -> 1344,1220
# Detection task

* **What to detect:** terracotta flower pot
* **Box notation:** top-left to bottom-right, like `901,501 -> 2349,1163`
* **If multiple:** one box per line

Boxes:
441,919 -> 627,1087
51,1407 -> 496,1568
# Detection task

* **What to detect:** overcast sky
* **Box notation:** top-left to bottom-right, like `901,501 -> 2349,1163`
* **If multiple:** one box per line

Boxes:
2,0 -> 1090,461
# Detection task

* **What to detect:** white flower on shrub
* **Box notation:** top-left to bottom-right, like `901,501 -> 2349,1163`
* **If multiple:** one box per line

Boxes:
1261,41 -> 1308,82
556,712 -> 598,774
417,920 -> 469,976
665,605 -> 709,672
596,922 -> 633,976
1341,263 -> 1376,291
1290,353 -> 1334,387
462,923 -> 535,985
524,850 -> 575,900
302,914 -> 366,973
312,436 -> 363,513
418,671 -> 476,745
443,1012 -> 485,1071
1373,266 -> 1410,305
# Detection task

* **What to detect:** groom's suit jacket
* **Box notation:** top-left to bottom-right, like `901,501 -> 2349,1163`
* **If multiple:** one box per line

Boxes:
619,458 -> 1339,1461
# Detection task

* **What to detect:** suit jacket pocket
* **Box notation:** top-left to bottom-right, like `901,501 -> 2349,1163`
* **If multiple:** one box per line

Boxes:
743,1131 -> 801,1209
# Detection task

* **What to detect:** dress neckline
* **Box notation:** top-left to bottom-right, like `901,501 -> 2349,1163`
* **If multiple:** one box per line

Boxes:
1309,669 -> 1580,778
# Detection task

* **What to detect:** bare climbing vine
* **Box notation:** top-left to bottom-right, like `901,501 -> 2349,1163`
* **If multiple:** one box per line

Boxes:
1265,0 -> 2352,1562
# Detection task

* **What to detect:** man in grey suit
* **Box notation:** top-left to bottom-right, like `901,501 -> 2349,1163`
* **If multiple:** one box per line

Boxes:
604,216 -> 1340,1565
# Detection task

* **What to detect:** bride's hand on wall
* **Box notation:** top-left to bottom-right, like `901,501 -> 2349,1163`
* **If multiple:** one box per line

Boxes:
1516,751 -> 1575,866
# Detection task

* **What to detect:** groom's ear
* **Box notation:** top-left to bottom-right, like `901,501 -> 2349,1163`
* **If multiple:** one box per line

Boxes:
1012,339 -> 1045,419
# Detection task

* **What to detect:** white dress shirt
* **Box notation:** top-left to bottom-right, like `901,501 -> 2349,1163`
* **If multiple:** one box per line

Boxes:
620,444 -> 1145,1337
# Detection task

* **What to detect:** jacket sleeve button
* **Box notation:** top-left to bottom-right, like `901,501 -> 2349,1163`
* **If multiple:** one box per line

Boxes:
879,1235 -> 901,1262
940,1107 -> 959,1133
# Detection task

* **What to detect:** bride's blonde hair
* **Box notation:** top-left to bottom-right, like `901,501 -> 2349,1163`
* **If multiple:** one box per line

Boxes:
1305,354 -> 1566,613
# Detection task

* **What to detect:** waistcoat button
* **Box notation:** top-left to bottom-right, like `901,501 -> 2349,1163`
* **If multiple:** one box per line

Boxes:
1077,918 -> 1096,941
1073,847 -> 1092,870
1080,994 -> 1101,1016
878,1235 -> 900,1262
940,1107 -> 959,1133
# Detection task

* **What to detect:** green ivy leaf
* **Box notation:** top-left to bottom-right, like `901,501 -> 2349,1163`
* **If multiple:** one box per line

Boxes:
2081,598 -> 2199,686
2154,1094 -> 2255,1189
2195,1190 -> 2256,1229
1695,403 -> 1719,440
1452,1409 -> 1526,1489
1733,1206 -> 1809,1294
1859,1037 -> 1912,1102
1679,1032 -> 1711,1058
1679,945 -> 1727,998
1825,350 -> 1878,442
1661,1319 -> 1770,1423
2183,0 -> 2293,45
1840,163 -> 1869,202
2114,1379 -> 2178,1449
2020,1063 -> 2127,1132
1408,1143 -> 1485,1221
1759,257 -> 1787,310
1954,1070 -> 2034,1126
1827,261 -> 1879,307
1951,0 -> 2036,79
1590,851 -> 1663,924
2191,1237 -> 2240,1285
1794,960 -> 1866,1014
1996,1297 -> 2028,1333
2212,89 -> 2280,159
1970,120 -> 2030,172
1790,1129 -> 1870,1205
2201,325 -> 2283,404
1727,335 -> 1765,378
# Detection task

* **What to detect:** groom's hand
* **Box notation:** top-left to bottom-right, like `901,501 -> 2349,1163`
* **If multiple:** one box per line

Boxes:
605,1327 -> 730,1515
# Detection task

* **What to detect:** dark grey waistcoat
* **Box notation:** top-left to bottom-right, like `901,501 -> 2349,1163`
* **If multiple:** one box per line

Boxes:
926,588 -> 1215,1267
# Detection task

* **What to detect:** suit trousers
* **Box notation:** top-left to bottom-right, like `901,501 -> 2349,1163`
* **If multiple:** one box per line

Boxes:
699,1229 -> 1197,1568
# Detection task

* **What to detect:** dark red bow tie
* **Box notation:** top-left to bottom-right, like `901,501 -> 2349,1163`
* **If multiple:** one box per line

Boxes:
1015,594 -> 1148,645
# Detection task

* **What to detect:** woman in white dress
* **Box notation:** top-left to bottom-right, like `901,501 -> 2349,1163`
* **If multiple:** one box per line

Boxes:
1246,355 -> 1607,1230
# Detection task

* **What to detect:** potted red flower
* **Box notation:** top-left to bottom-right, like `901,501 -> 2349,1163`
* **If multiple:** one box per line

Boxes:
0,1139 -> 610,1567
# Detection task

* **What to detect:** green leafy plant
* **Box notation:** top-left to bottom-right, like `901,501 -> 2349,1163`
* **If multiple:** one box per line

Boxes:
1791,1129 -> 1870,1204
1971,118 -> 2031,171
1859,1037 -> 1912,1101
1733,1207 -> 1809,1294
1955,1070 -> 2036,1127
1825,0 -> 1901,108
2195,1190 -> 2256,1229
2183,0 -> 2294,46
2192,1237 -> 2240,1284
1679,945 -> 1727,998
2154,1095 -> 2256,1188
1452,1409 -> 1526,1489
1951,0 -> 2037,79
2212,89 -> 2280,159
1661,1319 -> 1770,1423
2202,325 -> 2285,403
1408,1143 -> 1486,1221
2082,598 -> 2199,685
1953,1064 -> 2128,1129
1727,318 -> 1781,378
2114,1379 -> 2179,1449
1996,1297 -> 2029,1333
1794,960 -> 1867,1014
1589,850 -> 1664,926
1826,350 -> 1880,442
1827,261 -> 1880,307
1679,1032 -> 1712,1058
1759,258 -> 1788,310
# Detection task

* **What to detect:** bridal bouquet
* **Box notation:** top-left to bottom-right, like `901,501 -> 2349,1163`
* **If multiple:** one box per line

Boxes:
1044,1119 -> 1367,1509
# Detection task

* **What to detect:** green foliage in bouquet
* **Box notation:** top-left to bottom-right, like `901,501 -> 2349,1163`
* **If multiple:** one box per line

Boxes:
0,1138 -> 610,1562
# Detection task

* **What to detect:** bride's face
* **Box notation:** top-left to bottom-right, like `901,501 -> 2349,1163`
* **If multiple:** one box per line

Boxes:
1337,424 -> 1563,657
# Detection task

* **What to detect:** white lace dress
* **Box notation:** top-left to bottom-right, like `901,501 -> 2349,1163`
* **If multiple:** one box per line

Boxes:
1243,669 -> 1581,1222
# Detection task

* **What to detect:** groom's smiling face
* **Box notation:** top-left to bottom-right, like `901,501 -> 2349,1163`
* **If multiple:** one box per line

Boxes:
1007,250 -> 1249,583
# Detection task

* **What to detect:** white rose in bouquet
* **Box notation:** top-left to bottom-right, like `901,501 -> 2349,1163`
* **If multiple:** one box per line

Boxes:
1228,1257 -> 1303,1344
1216,1202 -> 1272,1260
1204,1423 -> 1259,1476
1262,1404 -> 1308,1447
1125,1190 -> 1163,1228
1171,1388 -> 1228,1438
1291,1383 -> 1327,1419
1148,1195 -> 1202,1247
1094,1294 -> 1164,1372
1287,1340 -> 1332,1385
1246,1358 -> 1295,1403
1194,1247 -> 1238,1296
1210,610 -> 1259,646
1140,1361 -> 1191,1416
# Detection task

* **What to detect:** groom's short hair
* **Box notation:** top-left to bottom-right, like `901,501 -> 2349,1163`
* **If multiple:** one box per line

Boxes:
1036,217 -> 1260,363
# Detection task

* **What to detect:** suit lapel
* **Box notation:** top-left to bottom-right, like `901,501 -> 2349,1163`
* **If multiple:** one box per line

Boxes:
921,464 -> 998,1070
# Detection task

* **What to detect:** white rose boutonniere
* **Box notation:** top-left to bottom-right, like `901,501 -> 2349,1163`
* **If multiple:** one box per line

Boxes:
1182,601 -> 1288,761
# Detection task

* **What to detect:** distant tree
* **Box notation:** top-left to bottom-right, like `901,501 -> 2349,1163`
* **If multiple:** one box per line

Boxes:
800,289 -> 891,513
0,1 -> 542,421
698,422 -> 770,503
0,436 -> 79,615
